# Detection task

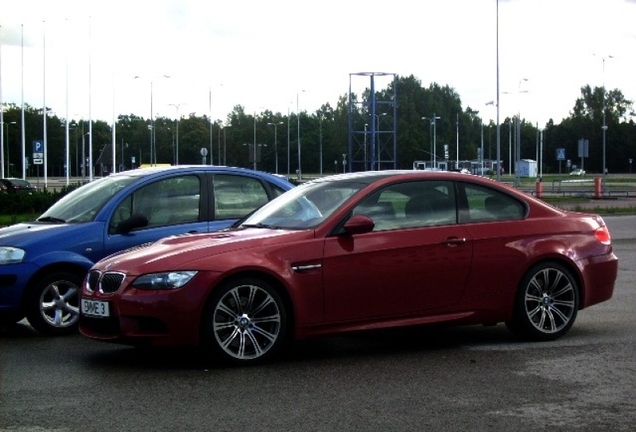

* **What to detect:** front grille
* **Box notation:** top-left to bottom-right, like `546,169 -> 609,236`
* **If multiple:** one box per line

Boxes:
86,270 -> 125,294
87,270 -> 101,292
100,273 -> 126,294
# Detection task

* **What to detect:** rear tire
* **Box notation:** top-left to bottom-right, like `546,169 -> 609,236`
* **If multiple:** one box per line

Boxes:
25,272 -> 82,336
201,277 -> 287,365
507,262 -> 579,341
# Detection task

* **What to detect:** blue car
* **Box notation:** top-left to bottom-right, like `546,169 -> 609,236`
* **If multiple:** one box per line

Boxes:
0,166 -> 293,335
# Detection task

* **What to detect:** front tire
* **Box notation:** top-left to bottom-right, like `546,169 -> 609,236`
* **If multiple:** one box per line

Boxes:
202,277 -> 287,365
507,262 -> 579,341
25,272 -> 82,336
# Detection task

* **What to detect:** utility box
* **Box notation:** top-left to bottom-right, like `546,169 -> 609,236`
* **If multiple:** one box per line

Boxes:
516,159 -> 538,178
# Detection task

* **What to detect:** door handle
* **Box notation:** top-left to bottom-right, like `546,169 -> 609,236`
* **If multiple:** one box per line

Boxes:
443,237 -> 466,246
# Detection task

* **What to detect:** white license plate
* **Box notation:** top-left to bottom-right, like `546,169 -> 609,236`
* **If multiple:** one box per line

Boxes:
81,299 -> 110,318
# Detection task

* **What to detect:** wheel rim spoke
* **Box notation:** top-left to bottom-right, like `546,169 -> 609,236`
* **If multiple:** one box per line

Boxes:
549,304 -> 571,323
213,284 -> 281,361
524,267 -> 576,334
216,302 -> 236,319
543,309 -> 557,331
250,297 -> 275,317
250,324 -> 278,344
551,284 -> 572,299
40,281 -> 80,328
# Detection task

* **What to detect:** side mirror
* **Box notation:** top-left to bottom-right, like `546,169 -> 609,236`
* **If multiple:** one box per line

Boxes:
342,214 -> 375,235
116,214 -> 149,234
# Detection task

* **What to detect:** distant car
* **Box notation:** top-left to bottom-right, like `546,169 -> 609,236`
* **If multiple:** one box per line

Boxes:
0,166 -> 293,335
80,170 -> 618,365
0,178 -> 36,194
570,169 -> 586,176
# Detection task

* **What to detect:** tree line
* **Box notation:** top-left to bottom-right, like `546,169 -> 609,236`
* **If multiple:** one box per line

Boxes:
2,74 -> 634,179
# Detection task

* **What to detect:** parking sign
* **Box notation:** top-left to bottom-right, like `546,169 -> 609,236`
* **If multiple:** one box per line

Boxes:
33,140 -> 44,159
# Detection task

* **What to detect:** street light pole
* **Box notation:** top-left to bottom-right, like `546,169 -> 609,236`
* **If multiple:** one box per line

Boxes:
480,119 -> 484,174
268,121 -> 283,174
297,91 -> 305,180
223,126 -> 230,165
121,139 -> 127,171
253,112 -> 257,170
502,78 -> 528,184
169,103 -> 184,165
319,113 -> 325,174
595,54 -> 613,182
134,75 -> 170,166
421,117 -> 432,168
287,104 -> 291,176
432,114 -> 440,169
3,121 -> 17,176
421,115 -> 441,168
364,124 -> 368,170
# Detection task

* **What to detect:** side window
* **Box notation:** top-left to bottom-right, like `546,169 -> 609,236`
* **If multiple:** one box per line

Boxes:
402,181 -> 456,228
461,184 -> 525,223
268,183 -> 289,198
109,176 -> 201,233
214,175 -> 270,220
353,180 -> 456,231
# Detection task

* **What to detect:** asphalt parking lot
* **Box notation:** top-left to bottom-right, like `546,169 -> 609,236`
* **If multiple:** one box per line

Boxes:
1,216 -> 634,432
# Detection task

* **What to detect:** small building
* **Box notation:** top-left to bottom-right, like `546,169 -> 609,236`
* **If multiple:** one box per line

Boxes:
516,159 -> 538,178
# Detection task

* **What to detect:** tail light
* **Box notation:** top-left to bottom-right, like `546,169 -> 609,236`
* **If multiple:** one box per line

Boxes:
594,226 -> 611,245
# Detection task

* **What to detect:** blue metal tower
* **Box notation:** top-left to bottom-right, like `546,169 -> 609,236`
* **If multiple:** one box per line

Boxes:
348,72 -> 398,172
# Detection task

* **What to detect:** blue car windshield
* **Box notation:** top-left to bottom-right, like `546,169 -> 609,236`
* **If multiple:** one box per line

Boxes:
39,175 -> 139,223
240,180 -> 367,230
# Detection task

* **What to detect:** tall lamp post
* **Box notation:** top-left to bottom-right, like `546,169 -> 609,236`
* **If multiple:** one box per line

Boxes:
3,121 -> 17,176
134,74 -> 170,166
297,90 -> 305,180
422,115 -> 440,168
223,125 -> 231,165
595,54 -> 613,182
318,113 -> 323,174
364,124 -> 368,170
120,140 -> 128,171
484,101 -> 495,172
169,103 -> 184,165
253,113 -> 258,170
267,121 -> 283,174
147,124 -> 153,166
502,78 -> 528,184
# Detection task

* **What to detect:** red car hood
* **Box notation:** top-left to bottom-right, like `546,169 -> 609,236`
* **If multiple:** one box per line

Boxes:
95,228 -> 313,274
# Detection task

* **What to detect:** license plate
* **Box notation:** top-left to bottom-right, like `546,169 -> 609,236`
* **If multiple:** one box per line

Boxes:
81,299 -> 110,318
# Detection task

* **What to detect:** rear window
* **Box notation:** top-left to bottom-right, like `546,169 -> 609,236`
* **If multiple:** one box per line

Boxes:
460,183 -> 525,223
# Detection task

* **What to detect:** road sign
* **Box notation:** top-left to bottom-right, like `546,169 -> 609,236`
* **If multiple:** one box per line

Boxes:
33,158 -> 44,165
556,148 -> 566,161
33,140 -> 44,153
577,139 -> 589,158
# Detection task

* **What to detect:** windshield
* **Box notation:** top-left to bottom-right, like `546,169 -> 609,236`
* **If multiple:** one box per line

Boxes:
39,175 -> 140,223
239,180 -> 367,230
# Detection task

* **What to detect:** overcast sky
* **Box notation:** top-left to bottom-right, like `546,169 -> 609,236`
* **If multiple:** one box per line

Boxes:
1,0 -> 635,126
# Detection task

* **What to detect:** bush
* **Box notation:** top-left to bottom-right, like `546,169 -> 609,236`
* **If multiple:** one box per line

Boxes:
0,184 -> 81,217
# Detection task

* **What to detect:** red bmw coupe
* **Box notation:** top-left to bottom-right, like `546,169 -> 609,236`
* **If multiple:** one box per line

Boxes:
80,171 -> 618,365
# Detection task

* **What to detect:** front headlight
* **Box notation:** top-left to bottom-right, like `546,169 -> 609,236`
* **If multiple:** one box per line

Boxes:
0,247 -> 26,265
132,271 -> 198,290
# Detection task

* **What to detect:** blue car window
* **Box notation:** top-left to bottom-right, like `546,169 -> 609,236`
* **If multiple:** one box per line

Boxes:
213,175 -> 269,220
